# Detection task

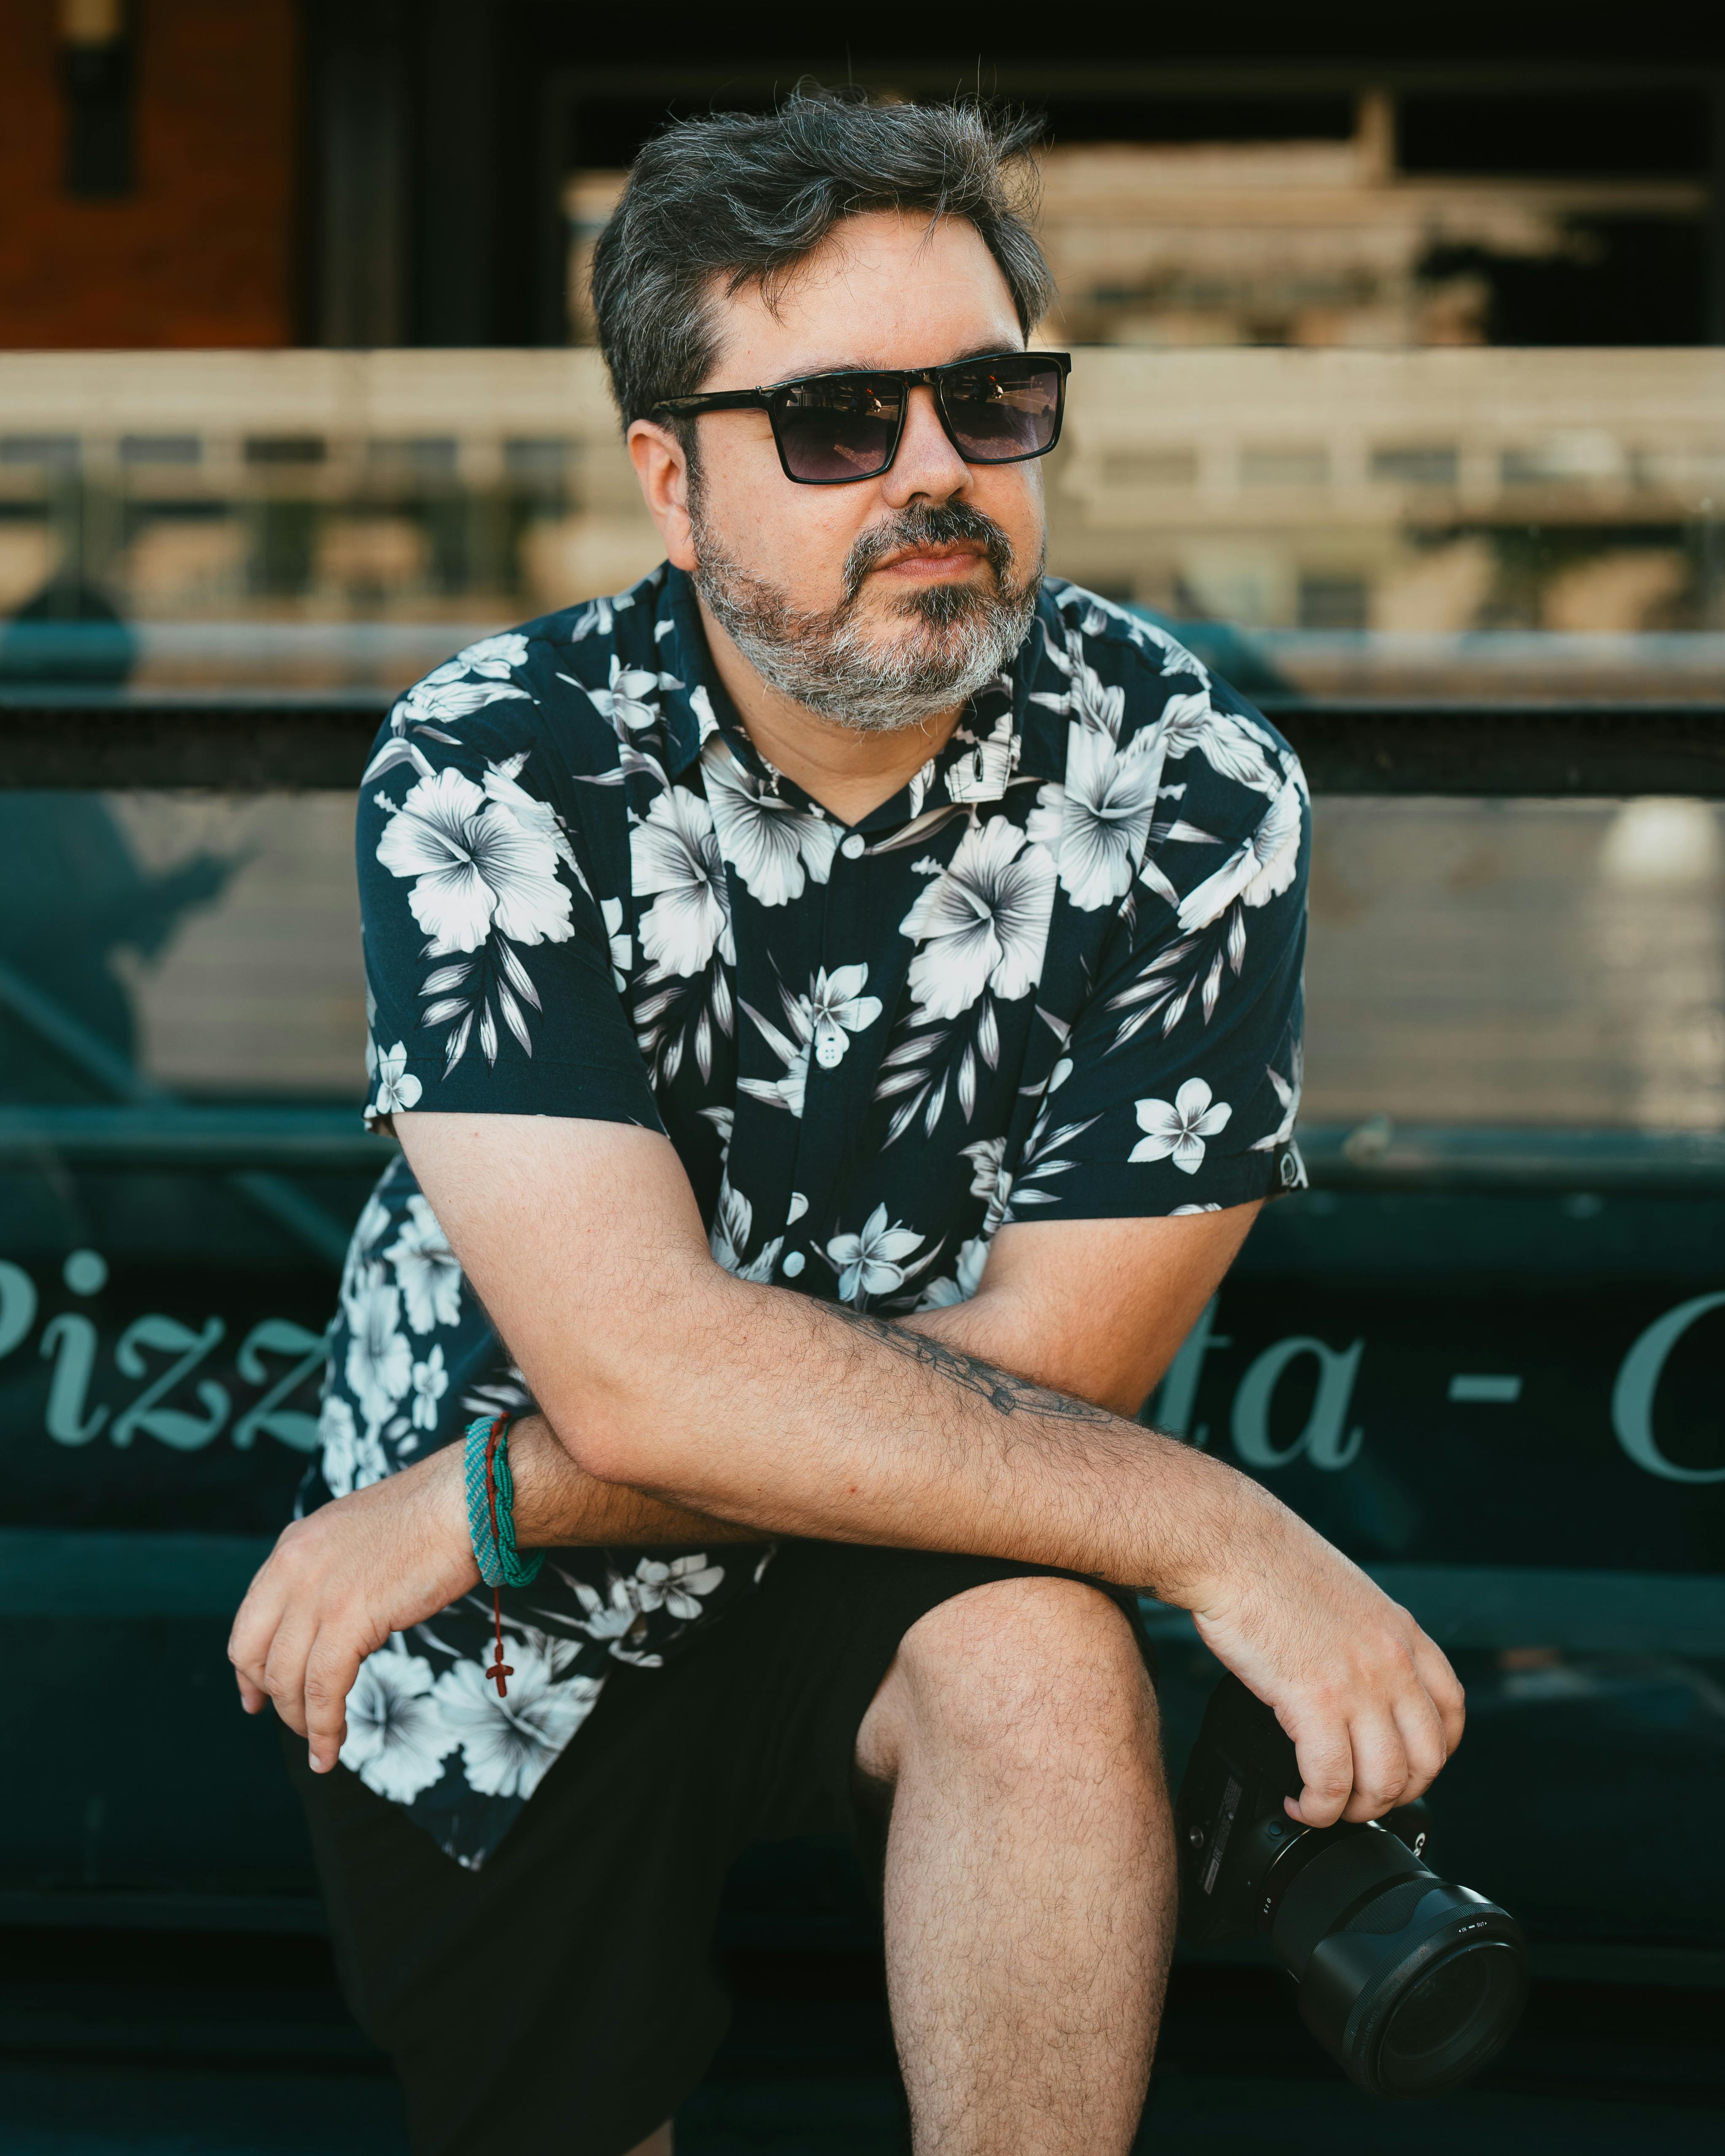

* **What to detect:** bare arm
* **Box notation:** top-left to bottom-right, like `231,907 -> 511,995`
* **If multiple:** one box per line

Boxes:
399,1115 -> 1461,1820
229,1130 -> 1257,1772
234,1113 -> 1461,1821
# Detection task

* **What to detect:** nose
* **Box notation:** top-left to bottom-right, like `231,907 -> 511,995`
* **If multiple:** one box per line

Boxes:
880,382 -> 971,507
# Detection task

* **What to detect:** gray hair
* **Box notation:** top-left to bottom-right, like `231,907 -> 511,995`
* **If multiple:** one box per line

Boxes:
589,90 -> 1055,432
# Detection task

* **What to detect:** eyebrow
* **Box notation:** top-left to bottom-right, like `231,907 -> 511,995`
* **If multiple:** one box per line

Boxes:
758,339 -> 1029,388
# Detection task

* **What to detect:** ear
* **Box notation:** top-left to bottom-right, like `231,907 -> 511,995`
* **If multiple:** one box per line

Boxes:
627,420 -> 697,573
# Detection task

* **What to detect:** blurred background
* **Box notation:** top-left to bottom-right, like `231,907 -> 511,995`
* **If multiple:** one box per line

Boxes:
1,6 -> 1722,2153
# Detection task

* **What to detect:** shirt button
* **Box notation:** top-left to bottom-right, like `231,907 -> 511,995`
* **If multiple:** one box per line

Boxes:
781,1250 -> 806,1278
840,833 -> 866,860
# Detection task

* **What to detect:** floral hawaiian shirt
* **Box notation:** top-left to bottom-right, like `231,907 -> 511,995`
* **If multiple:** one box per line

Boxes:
314,563 -> 1309,1868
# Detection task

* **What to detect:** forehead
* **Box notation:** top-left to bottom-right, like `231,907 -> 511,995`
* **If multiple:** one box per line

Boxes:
700,210 -> 1025,389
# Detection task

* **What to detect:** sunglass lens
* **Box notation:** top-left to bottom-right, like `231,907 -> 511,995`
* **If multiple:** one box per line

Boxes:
941,358 -> 1063,462
774,374 -> 904,482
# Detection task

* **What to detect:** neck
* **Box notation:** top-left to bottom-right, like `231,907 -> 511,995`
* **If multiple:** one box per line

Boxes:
694,591 -> 964,827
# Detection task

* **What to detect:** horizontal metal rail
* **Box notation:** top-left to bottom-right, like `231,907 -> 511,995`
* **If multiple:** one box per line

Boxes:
5,690 -> 1725,795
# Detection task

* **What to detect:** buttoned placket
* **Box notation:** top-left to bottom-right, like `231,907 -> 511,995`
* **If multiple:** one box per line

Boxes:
659,567 -> 1058,1301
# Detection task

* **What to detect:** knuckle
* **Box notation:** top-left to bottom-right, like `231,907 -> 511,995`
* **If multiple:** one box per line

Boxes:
1375,1632 -> 1416,1675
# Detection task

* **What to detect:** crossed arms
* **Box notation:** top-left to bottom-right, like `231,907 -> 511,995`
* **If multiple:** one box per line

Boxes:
231,1112 -> 1463,1825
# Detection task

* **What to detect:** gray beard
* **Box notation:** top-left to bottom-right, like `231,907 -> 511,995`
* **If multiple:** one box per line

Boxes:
690,496 -> 1042,735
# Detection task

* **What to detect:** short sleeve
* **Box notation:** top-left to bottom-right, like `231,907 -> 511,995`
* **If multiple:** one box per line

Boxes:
1005,762 -> 1308,1222
356,689 -> 662,1134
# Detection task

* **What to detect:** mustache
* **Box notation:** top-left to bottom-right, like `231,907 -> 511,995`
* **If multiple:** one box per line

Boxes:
839,502 -> 1017,608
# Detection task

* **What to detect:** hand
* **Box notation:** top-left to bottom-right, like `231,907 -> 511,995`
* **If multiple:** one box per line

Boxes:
1186,1482 -> 1465,1828
228,1443 -> 479,1774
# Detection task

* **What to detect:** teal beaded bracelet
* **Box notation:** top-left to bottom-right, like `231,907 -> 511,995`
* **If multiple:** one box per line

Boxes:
463,1414 -> 544,1590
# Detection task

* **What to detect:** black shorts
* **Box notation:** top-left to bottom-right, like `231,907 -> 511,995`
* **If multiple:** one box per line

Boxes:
288,1540 -> 1155,2156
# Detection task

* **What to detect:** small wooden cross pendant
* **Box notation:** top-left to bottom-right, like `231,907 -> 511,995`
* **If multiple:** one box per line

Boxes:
486,1656 -> 514,1699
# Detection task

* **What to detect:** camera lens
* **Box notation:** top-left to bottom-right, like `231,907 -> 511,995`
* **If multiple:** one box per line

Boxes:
1175,1677 -> 1529,2101
1378,1943 -> 1523,2093
1271,1827 -> 1527,2099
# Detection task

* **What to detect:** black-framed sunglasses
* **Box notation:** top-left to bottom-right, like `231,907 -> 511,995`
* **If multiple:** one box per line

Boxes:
651,350 -> 1072,486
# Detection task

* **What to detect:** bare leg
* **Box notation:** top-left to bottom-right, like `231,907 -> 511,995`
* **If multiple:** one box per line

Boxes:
856,1577 -> 1175,2156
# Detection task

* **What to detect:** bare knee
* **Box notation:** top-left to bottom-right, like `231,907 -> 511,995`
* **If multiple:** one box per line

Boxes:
860,1575 -> 1158,1791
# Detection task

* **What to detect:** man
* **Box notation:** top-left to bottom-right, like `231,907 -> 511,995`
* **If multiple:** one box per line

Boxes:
230,93 -> 1462,2156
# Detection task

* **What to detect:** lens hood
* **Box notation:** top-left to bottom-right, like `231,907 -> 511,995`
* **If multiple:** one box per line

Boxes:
1271,1829 -> 1527,2098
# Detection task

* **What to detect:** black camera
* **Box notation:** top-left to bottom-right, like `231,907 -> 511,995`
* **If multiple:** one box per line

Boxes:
1177,1674 -> 1527,2098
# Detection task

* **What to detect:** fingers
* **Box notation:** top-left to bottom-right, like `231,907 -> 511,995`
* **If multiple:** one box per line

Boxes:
302,1634 -> 366,1774
1391,1683 -> 1451,1807
1287,1711 -> 1354,1829
229,1562 -> 367,1770
261,1613 -> 320,1741
228,1561 -> 287,1717
1413,1633 -> 1467,1758
1284,1624 -> 1462,1827
1340,1709 -> 1410,1823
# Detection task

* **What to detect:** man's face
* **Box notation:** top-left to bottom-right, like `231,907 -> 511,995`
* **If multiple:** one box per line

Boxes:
643,211 -> 1049,731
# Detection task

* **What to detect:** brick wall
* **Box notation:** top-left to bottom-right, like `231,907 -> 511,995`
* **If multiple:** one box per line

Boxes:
0,0 -> 299,349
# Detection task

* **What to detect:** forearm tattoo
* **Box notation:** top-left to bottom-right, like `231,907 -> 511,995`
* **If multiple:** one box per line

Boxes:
824,1306 -> 1114,1425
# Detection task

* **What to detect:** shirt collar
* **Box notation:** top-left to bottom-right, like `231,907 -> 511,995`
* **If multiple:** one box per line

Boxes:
652,563 -> 1066,817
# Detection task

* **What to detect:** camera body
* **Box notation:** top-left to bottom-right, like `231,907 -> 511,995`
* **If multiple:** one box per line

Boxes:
1177,1674 -> 1527,2099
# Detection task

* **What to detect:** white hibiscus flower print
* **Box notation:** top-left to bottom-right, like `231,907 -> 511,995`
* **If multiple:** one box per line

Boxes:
703,738 -> 839,906
479,761 -> 580,875
562,1555 -> 726,1664
453,632 -> 531,677
737,995 -> 810,1119
1130,1079 -> 1233,1174
959,1134 -> 1012,1234
318,1391 -> 386,1500
689,683 -> 721,742
409,1342 -> 449,1431
1026,722 -> 1168,913
587,652 -> 680,735
1030,629 -> 1127,742
632,786 -> 735,978
709,1177 -> 783,1284
565,1574 -> 656,1657
384,1194 -> 462,1333
916,1233 -> 991,1309
340,1645 -> 452,1804
899,819 -> 1057,1022
1251,1043 -> 1304,1153
826,1204 -> 926,1305
566,591 -> 630,643
377,766 -> 574,957
944,712 -> 1018,804
1176,770 -> 1305,933
599,896 -> 632,990
431,1643 -> 603,1801
632,1553 -> 727,1622
1158,691 -> 1281,798
739,962 -> 880,1113
1127,613 -> 1212,689
366,1041 -> 422,1120
343,1262 -> 413,1435
387,661 -> 530,733
807,963 -> 883,1069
